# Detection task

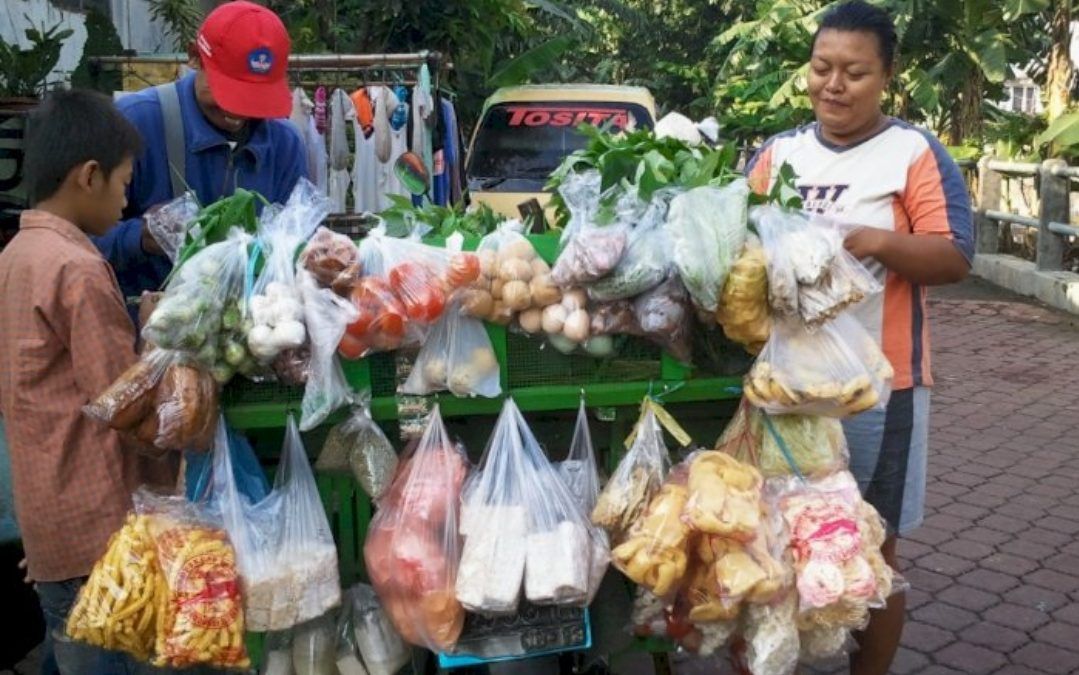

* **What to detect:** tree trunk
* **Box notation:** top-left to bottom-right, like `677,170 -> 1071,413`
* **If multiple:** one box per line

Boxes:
1046,0 -> 1072,120
947,71 -> 983,146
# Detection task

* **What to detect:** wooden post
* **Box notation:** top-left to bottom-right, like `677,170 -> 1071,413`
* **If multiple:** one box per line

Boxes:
1038,159 -> 1069,271
975,156 -> 1002,255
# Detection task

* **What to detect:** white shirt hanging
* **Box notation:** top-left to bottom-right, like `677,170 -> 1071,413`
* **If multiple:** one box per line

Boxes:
328,89 -> 354,213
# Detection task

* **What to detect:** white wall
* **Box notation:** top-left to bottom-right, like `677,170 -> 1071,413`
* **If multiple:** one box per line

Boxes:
0,0 -> 88,89
109,0 -> 173,54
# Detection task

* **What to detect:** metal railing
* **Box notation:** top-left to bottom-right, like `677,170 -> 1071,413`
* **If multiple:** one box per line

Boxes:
976,157 -> 1078,272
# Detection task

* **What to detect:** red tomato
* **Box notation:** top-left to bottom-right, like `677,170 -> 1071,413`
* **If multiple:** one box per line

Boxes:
446,253 -> 481,288
338,333 -> 367,360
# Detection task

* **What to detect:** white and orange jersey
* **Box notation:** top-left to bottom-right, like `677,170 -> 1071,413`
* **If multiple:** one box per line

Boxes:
746,119 -> 974,389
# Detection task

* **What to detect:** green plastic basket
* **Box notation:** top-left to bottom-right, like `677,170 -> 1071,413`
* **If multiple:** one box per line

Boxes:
505,332 -> 662,388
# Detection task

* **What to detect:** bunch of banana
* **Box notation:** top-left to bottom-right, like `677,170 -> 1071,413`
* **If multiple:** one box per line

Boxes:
66,514 -> 160,661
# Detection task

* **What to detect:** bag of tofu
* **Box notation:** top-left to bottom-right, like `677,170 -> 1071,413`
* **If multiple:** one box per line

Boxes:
456,398 -> 609,615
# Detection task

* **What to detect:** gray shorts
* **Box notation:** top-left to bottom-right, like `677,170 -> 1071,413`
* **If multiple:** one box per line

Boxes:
842,387 -> 930,536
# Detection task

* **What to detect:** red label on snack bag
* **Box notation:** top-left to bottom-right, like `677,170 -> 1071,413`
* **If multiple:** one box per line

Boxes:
506,106 -> 630,129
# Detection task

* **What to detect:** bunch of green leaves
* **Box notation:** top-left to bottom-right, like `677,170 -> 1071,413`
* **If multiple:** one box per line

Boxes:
167,189 -> 266,285
378,196 -> 505,239
545,124 -> 741,228
0,19 -> 73,98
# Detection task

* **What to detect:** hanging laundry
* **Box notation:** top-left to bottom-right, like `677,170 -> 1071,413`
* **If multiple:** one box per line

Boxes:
412,65 -> 436,185
442,98 -> 463,206
328,89 -> 355,213
379,86 -> 409,210
314,86 -> 328,136
352,93 -> 379,214
391,85 -> 409,131
350,87 -> 374,139
373,85 -> 393,164
288,87 -> 329,196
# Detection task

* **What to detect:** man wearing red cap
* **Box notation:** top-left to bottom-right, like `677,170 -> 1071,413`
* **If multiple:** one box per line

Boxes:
95,1 -> 307,322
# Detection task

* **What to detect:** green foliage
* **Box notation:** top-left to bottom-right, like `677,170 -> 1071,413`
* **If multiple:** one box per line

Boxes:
545,124 -> 742,227
377,196 -> 505,239
71,9 -> 124,94
0,19 -> 73,98
146,0 -> 203,51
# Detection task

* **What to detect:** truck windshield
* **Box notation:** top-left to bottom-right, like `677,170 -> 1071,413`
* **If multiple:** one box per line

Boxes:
467,101 -> 654,187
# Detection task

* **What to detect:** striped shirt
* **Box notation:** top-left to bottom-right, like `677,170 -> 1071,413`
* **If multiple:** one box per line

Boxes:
0,211 -> 157,581
747,119 -> 974,389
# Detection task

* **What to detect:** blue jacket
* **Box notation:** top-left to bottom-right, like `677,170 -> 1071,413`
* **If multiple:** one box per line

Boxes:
95,72 -> 308,308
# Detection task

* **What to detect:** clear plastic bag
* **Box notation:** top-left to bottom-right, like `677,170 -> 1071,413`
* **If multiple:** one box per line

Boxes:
261,631 -> 294,675
744,593 -> 800,675
186,424 -> 270,503
745,313 -> 893,417
292,612 -> 336,675
592,404 -> 673,538
142,228 -> 259,384
137,490 -> 250,669
299,267 -> 359,431
715,400 -> 847,480
460,221 -> 557,326
586,193 -> 672,302
633,276 -> 694,364
247,179 -> 330,368
768,471 -> 897,632
666,180 -> 750,313
456,399 -> 609,613
751,206 -> 881,326
610,464 -> 692,598
349,584 -> 411,675
84,348 -> 219,452
315,399 -> 398,500
300,226 -> 361,295
684,450 -> 764,540
556,401 -> 602,515
551,171 -> 629,287
715,235 -> 771,355
212,415 -> 341,632
402,301 -> 501,398
363,406 -> 469,651
145,192 -> 199,264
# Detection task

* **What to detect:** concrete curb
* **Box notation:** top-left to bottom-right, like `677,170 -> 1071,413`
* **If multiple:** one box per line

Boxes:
972,254 -> 1079,315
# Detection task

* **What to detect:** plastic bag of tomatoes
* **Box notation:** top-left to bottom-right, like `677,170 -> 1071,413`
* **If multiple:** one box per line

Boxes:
337,226 -> 480,361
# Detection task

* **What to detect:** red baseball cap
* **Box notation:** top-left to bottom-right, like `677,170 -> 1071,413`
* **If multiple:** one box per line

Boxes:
195,1 -> 291,119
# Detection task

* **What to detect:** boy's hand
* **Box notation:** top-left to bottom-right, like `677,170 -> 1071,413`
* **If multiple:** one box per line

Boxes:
18,557 -> 32,584
138,291 -> 163,332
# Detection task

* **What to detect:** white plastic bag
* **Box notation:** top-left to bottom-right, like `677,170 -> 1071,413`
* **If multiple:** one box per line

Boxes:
666,180 -> 750,313
591,403 -> 673,538
142,228 -> 258,383
551,171 -> 628,287
456,399 -> 609,614
401,302 -> 501,398
247,179 -> 330,368
315,399 -> 398,500
363,406 -> 469,651
292,613 -> 336,675
349,584 -> 411,675
556,401 -> 602,515
212,415 -> 341,632
744,313 -> 893,417
299,268 -> 359,431
145,192 -> 199,263
586,192 -> 673,302
752,206 -> 881,326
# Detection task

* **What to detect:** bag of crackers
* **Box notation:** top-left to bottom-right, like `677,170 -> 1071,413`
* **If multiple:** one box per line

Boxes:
66,488 -> 249,669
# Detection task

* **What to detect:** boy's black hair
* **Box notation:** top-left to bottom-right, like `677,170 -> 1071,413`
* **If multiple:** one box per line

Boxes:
23,89 -> 143,206
812,0 -> 897,69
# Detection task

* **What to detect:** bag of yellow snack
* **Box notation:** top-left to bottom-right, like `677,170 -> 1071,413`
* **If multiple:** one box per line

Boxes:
683,450 -> 763,541
592,399 -> 688,539
135,490 -> 250,670
715,235 -> 771,354
66,511 -> 161,661
744,313 -> 893,418
610,464 -> 692,599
